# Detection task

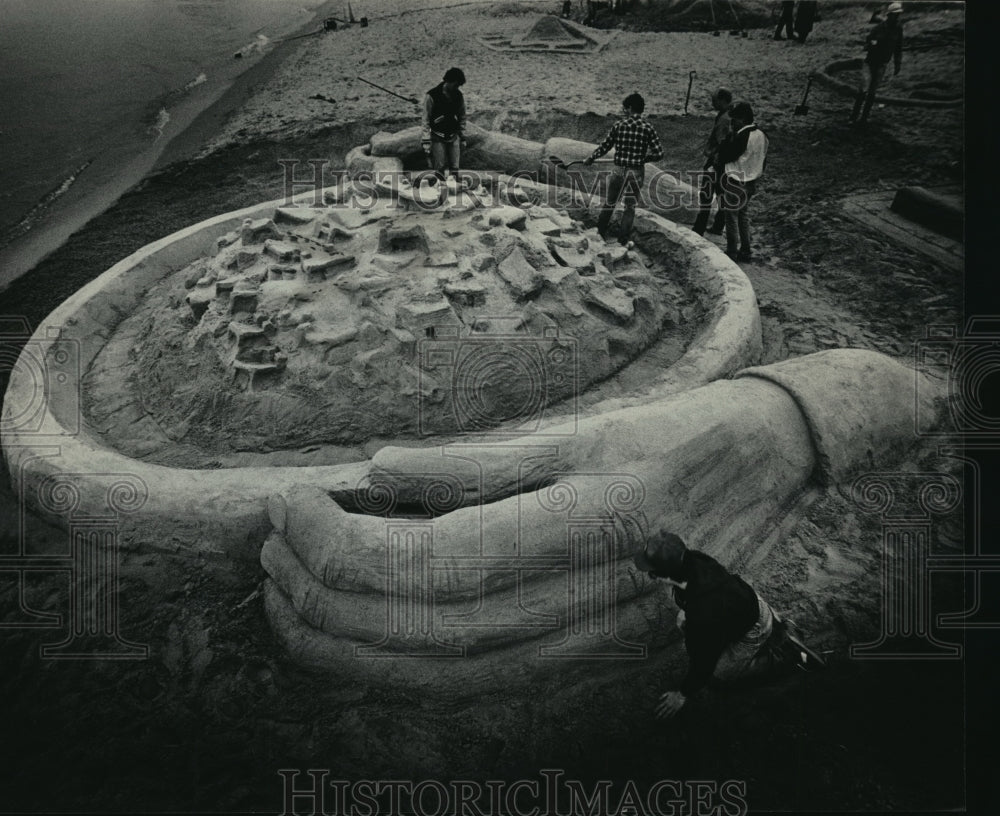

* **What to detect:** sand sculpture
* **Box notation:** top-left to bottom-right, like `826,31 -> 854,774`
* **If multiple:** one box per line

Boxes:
478,15 -> 614,54
262,348 -> 942,697
1,123 -> 943,695
88,176 -> 675,455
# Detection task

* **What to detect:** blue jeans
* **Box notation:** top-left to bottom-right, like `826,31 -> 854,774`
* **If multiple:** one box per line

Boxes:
597,165 -> 644,241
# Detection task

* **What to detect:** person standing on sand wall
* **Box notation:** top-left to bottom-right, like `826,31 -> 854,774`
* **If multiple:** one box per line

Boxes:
584,92 -> 664,245
633,532 -> 821,719
421,67 -> 467,183
850,2 -> 903,125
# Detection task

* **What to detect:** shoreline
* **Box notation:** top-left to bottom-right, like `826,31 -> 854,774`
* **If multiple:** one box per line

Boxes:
0,1 -> 339,296
151,5 -> 338,174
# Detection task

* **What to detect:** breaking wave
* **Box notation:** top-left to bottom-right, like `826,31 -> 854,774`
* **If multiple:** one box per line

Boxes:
0,159 -> 93,249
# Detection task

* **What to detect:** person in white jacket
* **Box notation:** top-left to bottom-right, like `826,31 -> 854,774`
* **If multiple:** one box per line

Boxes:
718,102 -> 768,262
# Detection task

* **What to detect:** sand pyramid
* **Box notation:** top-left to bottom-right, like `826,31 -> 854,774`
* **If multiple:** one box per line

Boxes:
519,15 -> 586,43
480,14 -> 610,53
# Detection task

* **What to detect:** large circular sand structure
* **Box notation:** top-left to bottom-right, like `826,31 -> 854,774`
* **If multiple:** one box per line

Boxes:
2,127 -> 942,697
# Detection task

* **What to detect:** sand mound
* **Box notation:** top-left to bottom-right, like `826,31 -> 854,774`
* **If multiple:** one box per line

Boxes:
83,179 -> 683,456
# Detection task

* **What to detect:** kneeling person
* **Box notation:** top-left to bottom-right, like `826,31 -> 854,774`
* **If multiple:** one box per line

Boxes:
634,531 -> 818,719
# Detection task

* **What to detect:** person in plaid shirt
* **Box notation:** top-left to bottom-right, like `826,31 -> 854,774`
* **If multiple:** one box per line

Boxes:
584,93 -> 664,244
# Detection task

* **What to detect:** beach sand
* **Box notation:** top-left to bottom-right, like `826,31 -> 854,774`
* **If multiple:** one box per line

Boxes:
0,2 -> 979,812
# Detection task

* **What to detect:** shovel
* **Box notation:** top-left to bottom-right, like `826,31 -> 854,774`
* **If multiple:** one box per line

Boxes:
548,156 -> 585,169
794,76 -> 813,115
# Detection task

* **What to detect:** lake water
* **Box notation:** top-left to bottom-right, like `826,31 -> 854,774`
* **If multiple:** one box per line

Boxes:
0,0 -> 331,286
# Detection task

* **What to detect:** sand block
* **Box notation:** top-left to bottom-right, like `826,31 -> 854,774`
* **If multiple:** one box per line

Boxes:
228,322 -> 266,345
230,287 -> 259,314
548,242 -> 595,275
378,225 -> 430,255
274,207 -> 318,226
424,251 -> 459,267
497,247 -> 544,298
488,205 -> 527,231
241,218 -> 282,245
186,286 -> 215,319
264,240 -> 300,262
302,254 -> 357,279
397,298 -> 460,335
443,281 -> 488,306
236,249 -> 260,270
581,280 -> 634,322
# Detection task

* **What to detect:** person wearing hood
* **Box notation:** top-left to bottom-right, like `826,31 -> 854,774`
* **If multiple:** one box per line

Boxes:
717,101 -> 769,262
634,531 -> 815,719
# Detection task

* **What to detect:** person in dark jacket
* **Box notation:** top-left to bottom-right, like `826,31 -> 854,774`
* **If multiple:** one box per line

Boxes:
634,531 -> 811,719
421,67 -> 467,182
850,3 -> 903,124
692,87 -> 732,236
773,1 -> 795,40
794,1 -> 818,43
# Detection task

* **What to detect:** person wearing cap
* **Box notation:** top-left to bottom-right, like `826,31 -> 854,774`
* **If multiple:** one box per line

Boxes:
633,531 -> 809,719
422,68 -> 467,182
717,101 -> 768,262
850,2 -> 904,124
583,92 -> 664,245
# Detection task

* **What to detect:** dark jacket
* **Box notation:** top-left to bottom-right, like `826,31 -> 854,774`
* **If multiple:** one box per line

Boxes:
423,83 -> 466,143
704,107 -> 732,169
865,19 -> 903,72
672,550 -> 759,696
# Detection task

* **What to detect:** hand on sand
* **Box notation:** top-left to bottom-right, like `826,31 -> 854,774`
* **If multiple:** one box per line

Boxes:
655,691 -> 687,719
